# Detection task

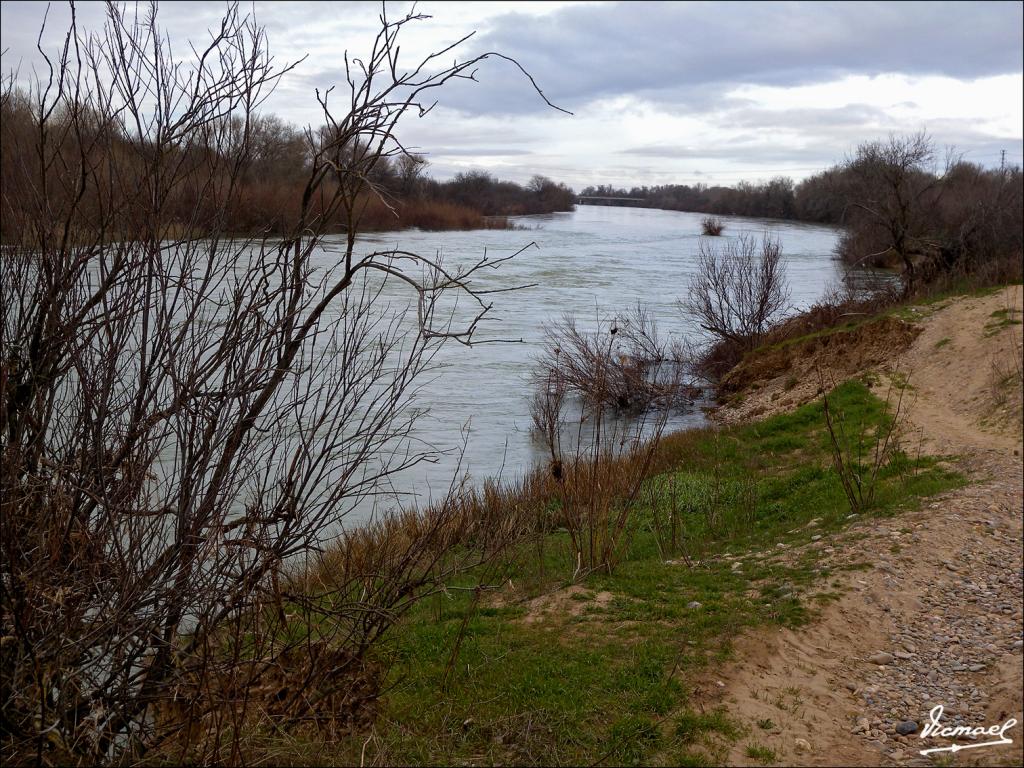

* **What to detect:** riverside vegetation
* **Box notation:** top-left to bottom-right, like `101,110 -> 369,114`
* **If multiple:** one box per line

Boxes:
306,379 -> 964,766
299,284 -> 1020,768
2,3 -> 1022,767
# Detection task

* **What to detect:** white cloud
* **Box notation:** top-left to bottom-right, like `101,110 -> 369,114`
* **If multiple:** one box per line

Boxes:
2,0 -> 1021,188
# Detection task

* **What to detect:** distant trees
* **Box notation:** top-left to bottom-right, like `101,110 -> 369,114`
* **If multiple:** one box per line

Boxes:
0,94 -> 574,241
528,174 -> 578,212
583,133 -> 1022,293
426,170 -> 575,217
246,114 -> 310,182
793,167 -> 850,224
395,153 -> 429,197
581,176 -> 798,220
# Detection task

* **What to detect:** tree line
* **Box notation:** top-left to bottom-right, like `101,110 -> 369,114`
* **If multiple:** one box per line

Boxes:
0,92 -> 575,241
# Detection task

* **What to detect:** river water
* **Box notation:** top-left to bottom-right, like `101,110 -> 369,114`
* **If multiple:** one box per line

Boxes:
316,205 -> 858,522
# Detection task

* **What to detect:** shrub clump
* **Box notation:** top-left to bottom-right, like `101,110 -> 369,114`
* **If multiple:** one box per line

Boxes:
701,216 -> 725,236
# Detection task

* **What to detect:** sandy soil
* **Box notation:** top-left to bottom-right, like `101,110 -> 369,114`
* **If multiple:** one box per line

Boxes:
703,285 -> 1023,767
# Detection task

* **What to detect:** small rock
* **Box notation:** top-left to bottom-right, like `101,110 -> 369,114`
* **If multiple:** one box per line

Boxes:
868,652 -> 895,666
687,601 -> 703,610
794,738 -> 811,752
895,720 -> 918,735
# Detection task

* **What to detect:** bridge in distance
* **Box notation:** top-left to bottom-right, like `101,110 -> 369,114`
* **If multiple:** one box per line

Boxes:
575,196 -> 646,207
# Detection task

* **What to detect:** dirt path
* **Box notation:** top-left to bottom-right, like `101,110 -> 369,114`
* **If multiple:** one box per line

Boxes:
704,286 -> 1023,767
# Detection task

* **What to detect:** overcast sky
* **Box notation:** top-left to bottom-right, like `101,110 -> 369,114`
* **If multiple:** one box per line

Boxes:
2,1 -> 1022,188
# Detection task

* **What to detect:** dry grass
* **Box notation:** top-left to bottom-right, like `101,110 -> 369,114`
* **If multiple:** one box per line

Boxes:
986,294 -> 1024,428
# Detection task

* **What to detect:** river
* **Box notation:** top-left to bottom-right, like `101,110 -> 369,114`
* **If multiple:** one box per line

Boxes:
315,205 -> 861,523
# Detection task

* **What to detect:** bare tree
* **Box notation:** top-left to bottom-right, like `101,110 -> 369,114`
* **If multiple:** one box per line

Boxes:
395,152 -> 428,197
0,2 -> 562,763
683,233 -> 790,353
838,131 -> 947,292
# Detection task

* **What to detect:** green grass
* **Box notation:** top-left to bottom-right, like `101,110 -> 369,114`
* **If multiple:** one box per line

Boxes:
745,743 -> 778,764
762,312 -> 888,354
317,380 -> 963,766
983,307 -> 1023,337
751,284 -> 1015,360
674,708 -> 740,744
934,336 -> 952,349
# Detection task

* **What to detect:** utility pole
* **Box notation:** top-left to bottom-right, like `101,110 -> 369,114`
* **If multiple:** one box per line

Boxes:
1000,149 -> 1006,172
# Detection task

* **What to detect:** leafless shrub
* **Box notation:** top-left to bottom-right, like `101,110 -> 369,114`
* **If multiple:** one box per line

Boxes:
534,305 -> 694,416
682,233 -> 790,380
819,368 -> 908,514
528,307 -> 690,577
644,475 -> 692,565
0,3 -> 562,764
701,216 -> 725,236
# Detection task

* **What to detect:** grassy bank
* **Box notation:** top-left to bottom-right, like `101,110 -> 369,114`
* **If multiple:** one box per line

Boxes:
291,379 -> 961,767
718,282 -> 1021,404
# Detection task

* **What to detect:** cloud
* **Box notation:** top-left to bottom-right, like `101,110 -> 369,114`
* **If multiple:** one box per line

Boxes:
425,147 -> 532,157
1,0 -> 1021,189
423,0 -> 1023,117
